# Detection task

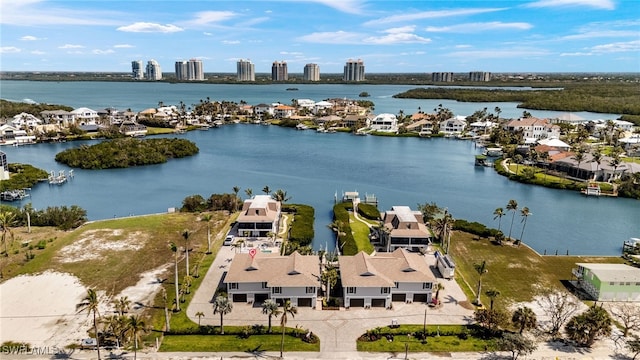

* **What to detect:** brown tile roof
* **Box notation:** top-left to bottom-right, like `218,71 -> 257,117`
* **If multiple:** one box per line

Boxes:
225,251 -> 319,287
339,249 -> 435,288
237,195 -> 280,224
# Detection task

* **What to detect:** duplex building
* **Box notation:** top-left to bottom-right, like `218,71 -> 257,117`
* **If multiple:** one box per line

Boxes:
339,249 -> 436,308
573,263 -> 640,301
236,195 -> 281,238
380,206 -> 432,252
225,251 -> 318,307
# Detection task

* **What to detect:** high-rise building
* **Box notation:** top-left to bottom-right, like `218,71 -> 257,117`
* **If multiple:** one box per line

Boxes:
432,72 -> 454,82
237,59 -> 255,81
131,60 -> 144,80
303,63 -> 320,81
145,60 -> 162,80
271,61 -> 288,81
469,71 -> 491,82
175,59 -> 204,81
0,151 -> 9,180
343,59 -> 365,82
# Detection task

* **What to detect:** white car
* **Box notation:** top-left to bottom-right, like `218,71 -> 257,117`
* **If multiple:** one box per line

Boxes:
223,235 -> 234,246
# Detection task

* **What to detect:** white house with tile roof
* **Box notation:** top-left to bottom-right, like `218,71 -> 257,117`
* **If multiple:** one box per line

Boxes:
236,195 -> 281,238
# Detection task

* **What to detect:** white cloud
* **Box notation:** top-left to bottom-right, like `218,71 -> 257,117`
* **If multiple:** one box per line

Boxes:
298,31 -> 362,44
281,51 -> 304,55
560,52 -> 593,56
384,26 -> 417,34
58,44 -> 84,49
304,0 -> 366,15
447,48 -> 550,59
113,44 -> 134,48
426,22 -> 533,33
0,0 -> 122,26
364,33 -> 431,45
525,0 -> 615,10
203,32 -> 213,36
591,40 -> 640,53
117,22 -> 184,33
183,11 -> 237,26
92,49 -> 115,55
364,8 -> 507,26
455,44 -> 472,49
561,30 -> 639,40
31,50 -> 46,55
1,46 -> 22,53
222,40 -> 241,45
20,35 -> 41,41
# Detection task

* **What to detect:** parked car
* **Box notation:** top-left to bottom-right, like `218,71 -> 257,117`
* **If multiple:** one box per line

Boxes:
223,235 -> 234,246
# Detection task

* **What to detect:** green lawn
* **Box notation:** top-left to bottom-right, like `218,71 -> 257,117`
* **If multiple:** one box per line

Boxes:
357,325 -> 493,352
349,213 -> 375,254
450,232 -> 625,308
161,330 -> 319,352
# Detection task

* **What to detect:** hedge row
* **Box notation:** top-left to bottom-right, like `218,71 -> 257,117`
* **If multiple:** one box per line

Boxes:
283,204 -> 315,247
453,219 -> 500,238
357,203 -> 380,220
333,202 -> 358,255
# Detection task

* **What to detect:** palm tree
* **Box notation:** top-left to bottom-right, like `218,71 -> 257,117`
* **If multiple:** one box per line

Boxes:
494,106 -> 501,120
434,282 -> 445,304
23,203 -> 34,234
519,207 -> 532,246
168,242 -> 180,312
113,296 -> 131,316
512,306 -> 537,334
473,261 -> 488,306
434,210 -> 454,253
279,300 -> 298,358
493,207 -> 504,233
321,265 -> 339,298
572,146 -> 586,179
161,288 -> 170,331
181,230 -> 191,277
213,295 -> 233,334
77,288 -> 102,360
232,186 -> 240,212
0,211 -> 16,255
591,148 -> 603,181
126,315 -> 147,360
328,220 -> 346,255
485,289 -> 500,310
201,214 -> 213,254
244,188 -> 253,199
262,185 -> 271,195
272,189 -> 291,203
195,311 -> 205,326
262,299 -> 282,333
506,199 -> 518,241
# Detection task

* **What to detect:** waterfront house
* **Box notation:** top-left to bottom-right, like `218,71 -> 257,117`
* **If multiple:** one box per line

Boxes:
119,120 -> 148,137
70,107 -> 99,126
225,251 -> 318,307
253,104 -> 274,118
368,113 -> 398,133
11,112 -> 42,129
0,124 -> 35,145
572,263 -> 640,301
236,195 -> 281,238
439,116 -> 467,136
40,110 -> 75,127
313,101 -> 333,115
274,104 -> 297,119
380,206 -> 432,252
537,138 -> 571,151
620,134 -> 640,156
339,249 -> 436,308
504,117 -> 560,141
552,152 -> 640,182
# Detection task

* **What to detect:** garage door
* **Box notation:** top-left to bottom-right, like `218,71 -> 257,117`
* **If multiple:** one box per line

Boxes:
349,299 -> 365,308
232,293 -> 247,303
392,294 -> 406,302
371,298 -> 386,308
413,294 -> 428,303
254,293 -> 269,303
298,298 -> 313,307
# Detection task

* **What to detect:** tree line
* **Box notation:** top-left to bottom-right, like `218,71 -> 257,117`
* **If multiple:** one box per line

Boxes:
0,99 -> 73,119
55,138 -> 199,169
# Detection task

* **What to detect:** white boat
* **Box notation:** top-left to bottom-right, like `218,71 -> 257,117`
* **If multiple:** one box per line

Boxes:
296,123 -> 309,130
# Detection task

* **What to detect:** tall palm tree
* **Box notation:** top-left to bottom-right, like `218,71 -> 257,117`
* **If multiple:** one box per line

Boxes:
232,186 -> 240,212
434,210 -> 454,253
485,289 -> 500,310
493,207 -> 504,232
23,203 -> 34,234
213,295 -> 233,334
126,315 -> 147,360
0,211 -> 16,255
434,282 -> 445,304
519,207 -> 532,246
181,230 -> 191,277
572,147 -> 586,179
512,306 -> 537,334
244,188 -> 253,199
113,296 -> 131,316
77,288 -> 102,360
473,261 -> 488,306
262,185 -> 271,195
195,311 -> 205,326
168,242 -> 180,312
161,288 -> 170,332
280,300 -> 298,358
201,214 -> 213,254
591,148 -> 603,181
321,265 -> 339,298
272,189 -> 291,203
506,199 -> 518,241
262,299 -> 282,333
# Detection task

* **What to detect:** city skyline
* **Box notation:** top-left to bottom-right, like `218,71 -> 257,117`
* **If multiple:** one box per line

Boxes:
0,0 -> 638,73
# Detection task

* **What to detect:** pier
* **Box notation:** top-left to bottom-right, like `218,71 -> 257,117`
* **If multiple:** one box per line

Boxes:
48,170 -> 73,185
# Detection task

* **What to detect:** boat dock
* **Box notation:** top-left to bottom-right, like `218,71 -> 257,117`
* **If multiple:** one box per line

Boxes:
0,188 -> 30,202
48,170 -> 73,185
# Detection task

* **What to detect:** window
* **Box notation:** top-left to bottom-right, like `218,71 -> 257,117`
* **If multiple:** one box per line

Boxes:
306,287 -> 315,294
381,287 -> 390,294
262,282 -> 268,289
347,287 -> 356,294
423,282 -> 432,289
272,287 -> 282,294
394,282 -> 399,288
626,282 -> 631,286
229,283 -> 238,290
610,282 -> 615,285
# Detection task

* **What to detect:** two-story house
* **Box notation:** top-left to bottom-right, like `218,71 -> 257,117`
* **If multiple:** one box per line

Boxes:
368,113 -> 398,133
236,195 -> 281,238
381,206 -> 432,252
573,263 -> 640,301
504,117 -> 560,141
224,251 -> 319,307
339,249 -> 436,308
439,116 -> 467,135
70,107 -> 99,126
274,104 -> 296,119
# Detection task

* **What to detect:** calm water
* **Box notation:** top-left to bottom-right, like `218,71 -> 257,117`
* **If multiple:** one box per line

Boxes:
0,81 -> 636,255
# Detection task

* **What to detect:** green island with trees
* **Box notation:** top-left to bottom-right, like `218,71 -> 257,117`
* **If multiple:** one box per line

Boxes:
0,164 -> 49,192
54,138 -> 199,169
393,82 -> 640,125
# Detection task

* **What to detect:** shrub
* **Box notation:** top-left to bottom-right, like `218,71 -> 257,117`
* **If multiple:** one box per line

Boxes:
453,219 -> 500,238
284,204 -> 315,248
357,203 -> 380,220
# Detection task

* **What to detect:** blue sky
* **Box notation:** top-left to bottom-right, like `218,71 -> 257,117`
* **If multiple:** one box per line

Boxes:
1,0 -> 638,73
